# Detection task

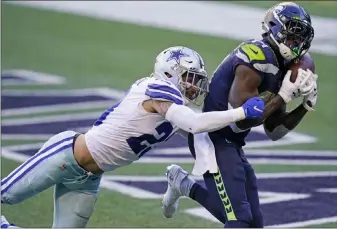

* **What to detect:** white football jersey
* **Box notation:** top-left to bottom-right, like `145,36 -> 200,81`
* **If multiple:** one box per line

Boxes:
84,77 -> 184,171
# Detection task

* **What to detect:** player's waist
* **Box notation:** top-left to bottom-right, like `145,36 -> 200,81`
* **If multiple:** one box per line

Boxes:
210,127 -> 248,147
84,131 -> 139,172
73,134 -> 104,174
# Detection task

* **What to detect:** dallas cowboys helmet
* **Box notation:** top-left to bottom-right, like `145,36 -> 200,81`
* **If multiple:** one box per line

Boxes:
262,2 -> 314,61
152,46 -> 209,105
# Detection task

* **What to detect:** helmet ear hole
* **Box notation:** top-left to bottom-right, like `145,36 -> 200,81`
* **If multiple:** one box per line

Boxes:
164,72 -> 173,78
269,21 -> 276,27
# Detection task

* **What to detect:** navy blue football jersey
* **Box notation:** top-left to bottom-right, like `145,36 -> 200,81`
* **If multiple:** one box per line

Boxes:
204,38 -> 287,146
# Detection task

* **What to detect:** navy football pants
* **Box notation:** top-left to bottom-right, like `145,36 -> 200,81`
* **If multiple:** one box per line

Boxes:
188,134 -> 263,228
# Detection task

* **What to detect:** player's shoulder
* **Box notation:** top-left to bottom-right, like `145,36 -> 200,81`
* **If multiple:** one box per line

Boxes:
235,39 -> 280,75
140,77 -> 184,105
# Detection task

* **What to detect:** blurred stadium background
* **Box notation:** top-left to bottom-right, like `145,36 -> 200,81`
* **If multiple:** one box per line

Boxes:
1,1 -> 337,227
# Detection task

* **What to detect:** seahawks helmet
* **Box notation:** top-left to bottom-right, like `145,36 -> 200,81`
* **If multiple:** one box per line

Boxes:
152,46 -> 209,105
262,2 -> 314,60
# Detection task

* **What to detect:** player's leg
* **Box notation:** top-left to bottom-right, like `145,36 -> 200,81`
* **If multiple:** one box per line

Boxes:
52,181 -> 101,227
162,164 -> 194,218
189,176 -> 228,224
162,164 -> 227,223
186,133 -> 228,223
1,131 -> 77,205
241,151 -> 264,228
52,148 -> 102,228
193,135 -> 252,228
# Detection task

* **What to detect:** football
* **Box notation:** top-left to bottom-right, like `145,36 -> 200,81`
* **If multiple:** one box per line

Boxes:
288,52 -> 316,83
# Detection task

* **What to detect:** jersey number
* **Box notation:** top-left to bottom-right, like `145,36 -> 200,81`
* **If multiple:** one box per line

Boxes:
126,122 -> 174,158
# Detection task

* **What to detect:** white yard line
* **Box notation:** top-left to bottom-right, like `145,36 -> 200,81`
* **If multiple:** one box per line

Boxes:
2,101 -> 111,117
2,69 -> 66,85
316,188 -> 337,194
184,209 -> 337,227
100,171 -> 337,182
270,216 -> 337,228
2,87 -> 125,117
5,1 -> 337,56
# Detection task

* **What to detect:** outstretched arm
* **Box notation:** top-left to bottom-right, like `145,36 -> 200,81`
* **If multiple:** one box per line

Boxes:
143,100 -> 247,134
142,92 -> 264,134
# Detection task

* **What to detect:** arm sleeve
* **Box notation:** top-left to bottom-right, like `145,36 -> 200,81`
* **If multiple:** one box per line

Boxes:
165,103 -> 246,134
263,108 -> 290,141
263,123 -> 290,141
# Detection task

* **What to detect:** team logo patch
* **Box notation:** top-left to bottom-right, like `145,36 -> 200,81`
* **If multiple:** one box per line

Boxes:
166,49 -> 189,64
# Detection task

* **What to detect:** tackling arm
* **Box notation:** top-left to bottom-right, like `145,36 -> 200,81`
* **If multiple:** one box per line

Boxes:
229,65 -> 285,130
142,100 -> 246,134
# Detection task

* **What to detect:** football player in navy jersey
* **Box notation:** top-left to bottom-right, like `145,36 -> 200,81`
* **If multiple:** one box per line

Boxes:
163,2 -> 318,228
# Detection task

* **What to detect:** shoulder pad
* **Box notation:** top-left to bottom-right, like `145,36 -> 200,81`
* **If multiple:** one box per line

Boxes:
236,40 -> 280,75
145,79 -> 184,105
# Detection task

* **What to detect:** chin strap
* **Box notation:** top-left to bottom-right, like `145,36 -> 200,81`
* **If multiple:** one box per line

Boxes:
269,33 -> 296,61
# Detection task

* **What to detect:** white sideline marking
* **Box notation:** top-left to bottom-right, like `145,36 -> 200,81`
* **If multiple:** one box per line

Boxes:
2,112 -> 100,125
184,211 -> 337,227
101,172 -> 337,182
316,188 -> 337,194
270,216 -> 337,227
258,192 -> 310,205
100,180 -> 161,199
1,149 -> 31,163
5,1 -> 337,56
2,87 -> 125,97
2,101 -> 112,117
2,87 -> 125,117
153,147 -> 337,156
2,69 -> 66,85
138,157 -> 337,165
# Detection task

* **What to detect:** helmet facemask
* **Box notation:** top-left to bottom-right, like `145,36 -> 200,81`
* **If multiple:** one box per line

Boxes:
277,16 -> 314,59
173,65 -> 209,106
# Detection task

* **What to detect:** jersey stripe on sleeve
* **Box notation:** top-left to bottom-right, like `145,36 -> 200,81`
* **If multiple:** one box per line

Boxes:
145,83 -> 183,105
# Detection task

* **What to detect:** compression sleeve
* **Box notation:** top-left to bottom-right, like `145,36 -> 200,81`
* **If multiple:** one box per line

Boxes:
165,103 -> 246,134
263,122 -> 290,141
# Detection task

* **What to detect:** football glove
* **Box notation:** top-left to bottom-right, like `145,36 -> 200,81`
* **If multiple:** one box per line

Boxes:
242,97 -> 265,119
299,69 -> 317,97
278,69 -> 314,104
302,75 -> 318,111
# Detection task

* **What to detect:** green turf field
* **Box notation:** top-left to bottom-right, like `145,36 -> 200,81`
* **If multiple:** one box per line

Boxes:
2,2 -> 337,228
231,1 -> 337,18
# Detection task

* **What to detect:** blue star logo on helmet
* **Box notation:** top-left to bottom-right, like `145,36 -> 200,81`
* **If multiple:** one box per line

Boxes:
166,49 -> 189,64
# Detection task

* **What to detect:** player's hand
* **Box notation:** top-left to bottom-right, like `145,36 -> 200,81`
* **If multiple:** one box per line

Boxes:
299,69 -> 317,97
241,97 -> 265,119
302,76 -> 318,111
278,69 -> 312,104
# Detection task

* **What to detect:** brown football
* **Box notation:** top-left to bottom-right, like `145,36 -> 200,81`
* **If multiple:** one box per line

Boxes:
288,53 -> 315,83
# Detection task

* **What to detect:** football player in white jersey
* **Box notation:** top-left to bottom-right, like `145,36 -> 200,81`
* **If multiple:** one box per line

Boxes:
1,46 -> 265,228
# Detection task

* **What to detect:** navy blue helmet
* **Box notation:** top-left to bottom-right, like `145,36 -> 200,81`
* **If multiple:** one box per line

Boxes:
262,2 -> 314,60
